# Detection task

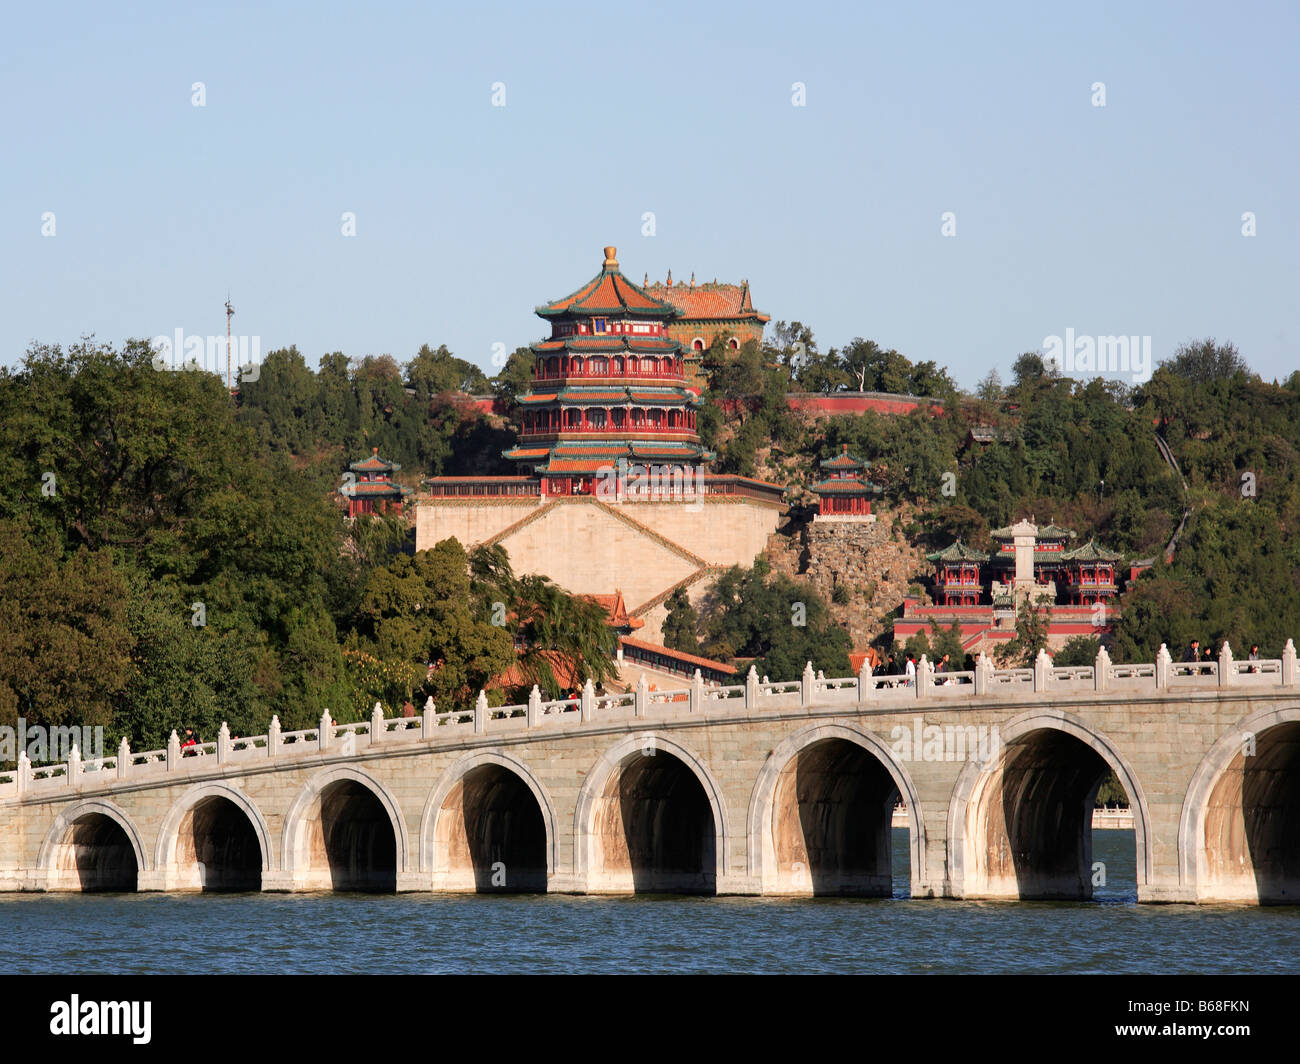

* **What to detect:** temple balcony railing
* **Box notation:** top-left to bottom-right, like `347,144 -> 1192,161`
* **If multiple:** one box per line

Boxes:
532,367 -> 685,383
519,426 -> 697,439
3,641 -> 1293,801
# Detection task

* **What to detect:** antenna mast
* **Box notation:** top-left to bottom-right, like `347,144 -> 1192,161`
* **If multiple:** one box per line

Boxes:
225,294 -> 235,392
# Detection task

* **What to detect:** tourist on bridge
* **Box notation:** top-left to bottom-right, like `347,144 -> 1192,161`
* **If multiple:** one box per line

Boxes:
1248,645 -> 1261,673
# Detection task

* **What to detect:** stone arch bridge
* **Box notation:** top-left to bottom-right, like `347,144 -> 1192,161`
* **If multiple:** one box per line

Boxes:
3,642 -> 1298,905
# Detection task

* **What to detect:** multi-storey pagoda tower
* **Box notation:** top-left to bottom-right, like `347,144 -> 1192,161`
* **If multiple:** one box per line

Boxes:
504,246 -> 714,498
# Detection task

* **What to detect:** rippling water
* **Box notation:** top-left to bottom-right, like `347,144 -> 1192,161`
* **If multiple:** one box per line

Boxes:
3,831 -> 1297,974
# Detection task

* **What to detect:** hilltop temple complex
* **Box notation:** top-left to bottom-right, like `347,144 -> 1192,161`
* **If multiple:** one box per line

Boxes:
895,518 -> 1125,655
417,247 -> 786,651
641,271 -> 770,386
398,247 -> 1132,672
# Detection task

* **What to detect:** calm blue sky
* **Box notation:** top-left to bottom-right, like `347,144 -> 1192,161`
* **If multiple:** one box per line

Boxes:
3,0 -> 1297,388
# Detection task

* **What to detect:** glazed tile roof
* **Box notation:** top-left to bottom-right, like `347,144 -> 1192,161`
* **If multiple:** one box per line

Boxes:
642,280 -> 769,324
537,250 -> 678,319
1062,540 -> 1123,562
343,481 -> 412,497
990,521 -> 1076,540
619,636 -> 738,675
585,591 -> 645,631
532,337 -> 680,355
520,386 -> 698,406
541,459 -> 622,473
348,449 -> 400,472
819,445 -> 866,470
811,478 -> 883,494
926,540 -> 991,563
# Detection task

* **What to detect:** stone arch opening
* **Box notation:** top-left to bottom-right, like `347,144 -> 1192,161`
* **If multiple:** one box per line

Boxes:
434,764 -> 548,892
966,727 -> 1132,900
1202,721 -> 1300,904
771,738 -> 899,896
170,796 -> 262,892
301,779 -> 398,892
50,812 -> 138,892
591,749 -> 717,894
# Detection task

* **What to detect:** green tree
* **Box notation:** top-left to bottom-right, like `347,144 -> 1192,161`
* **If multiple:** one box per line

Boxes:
358,539 -> 515,707
0,519 -> 132,745
1161,338 -> 1250,385
995,597 -> 1053,666
700,559 -> 851,679
1055,635 -> 1101,667
662,588 -> 701,655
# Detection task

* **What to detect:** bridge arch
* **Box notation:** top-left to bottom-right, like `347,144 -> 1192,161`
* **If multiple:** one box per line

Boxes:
420,750 -> 556,892
37,798 -> 147,892
1180,704 -> 1300,903
154,782 -> 271,891
947,710 -> 1152,900
575,732 -> 728,894
282,766 -> 409,892
747,723 -> 926,896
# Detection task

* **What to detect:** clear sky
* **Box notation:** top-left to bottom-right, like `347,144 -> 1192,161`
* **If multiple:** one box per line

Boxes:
3,0 -> 1297,388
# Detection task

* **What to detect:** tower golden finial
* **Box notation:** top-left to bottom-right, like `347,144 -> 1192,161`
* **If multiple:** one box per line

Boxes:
603,246 -> 618,268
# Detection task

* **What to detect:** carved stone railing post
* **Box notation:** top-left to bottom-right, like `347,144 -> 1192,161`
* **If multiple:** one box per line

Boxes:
117,737 -> 131,780
690,669 -> 705,713
1156,644 -> 1172,689
1283,639 -> 1296,687
527,685 -> 542,727
917,655 -> 932,699
581,680 -> 595,723
1219,641 -> 1234,687
857,658 -> 872,702
1095,645 -> 1111,691
17,752 -> 30,795
318,711 -> 332,752
973,653 -> 991,696
474,691 -> 487,734
167,730 -> 180,771
67,744 -> 81,784
801,661 -> 815,706
745,665 -> 759,709
217,722 -> 231,763
370,703 -> 385,745
635,674 -> 649,718
422,697 -> 436,738
268,716 -> 282,757
1033,648 -> 1051,692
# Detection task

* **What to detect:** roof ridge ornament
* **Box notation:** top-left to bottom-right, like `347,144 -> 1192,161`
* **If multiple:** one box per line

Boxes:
603,245 -> 618,268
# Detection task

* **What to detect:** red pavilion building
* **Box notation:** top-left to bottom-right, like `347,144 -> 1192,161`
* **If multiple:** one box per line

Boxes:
340,449 -> 412,517
810,446 -> 882,519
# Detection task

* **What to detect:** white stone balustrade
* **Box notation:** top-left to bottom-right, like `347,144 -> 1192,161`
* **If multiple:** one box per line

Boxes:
1,640 -> 1295,801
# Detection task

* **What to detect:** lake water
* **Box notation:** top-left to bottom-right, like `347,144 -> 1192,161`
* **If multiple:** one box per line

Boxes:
3,831 -> 1297,974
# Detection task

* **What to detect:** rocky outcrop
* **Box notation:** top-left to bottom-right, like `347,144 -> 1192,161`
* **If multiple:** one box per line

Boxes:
765,511 -> 928,648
